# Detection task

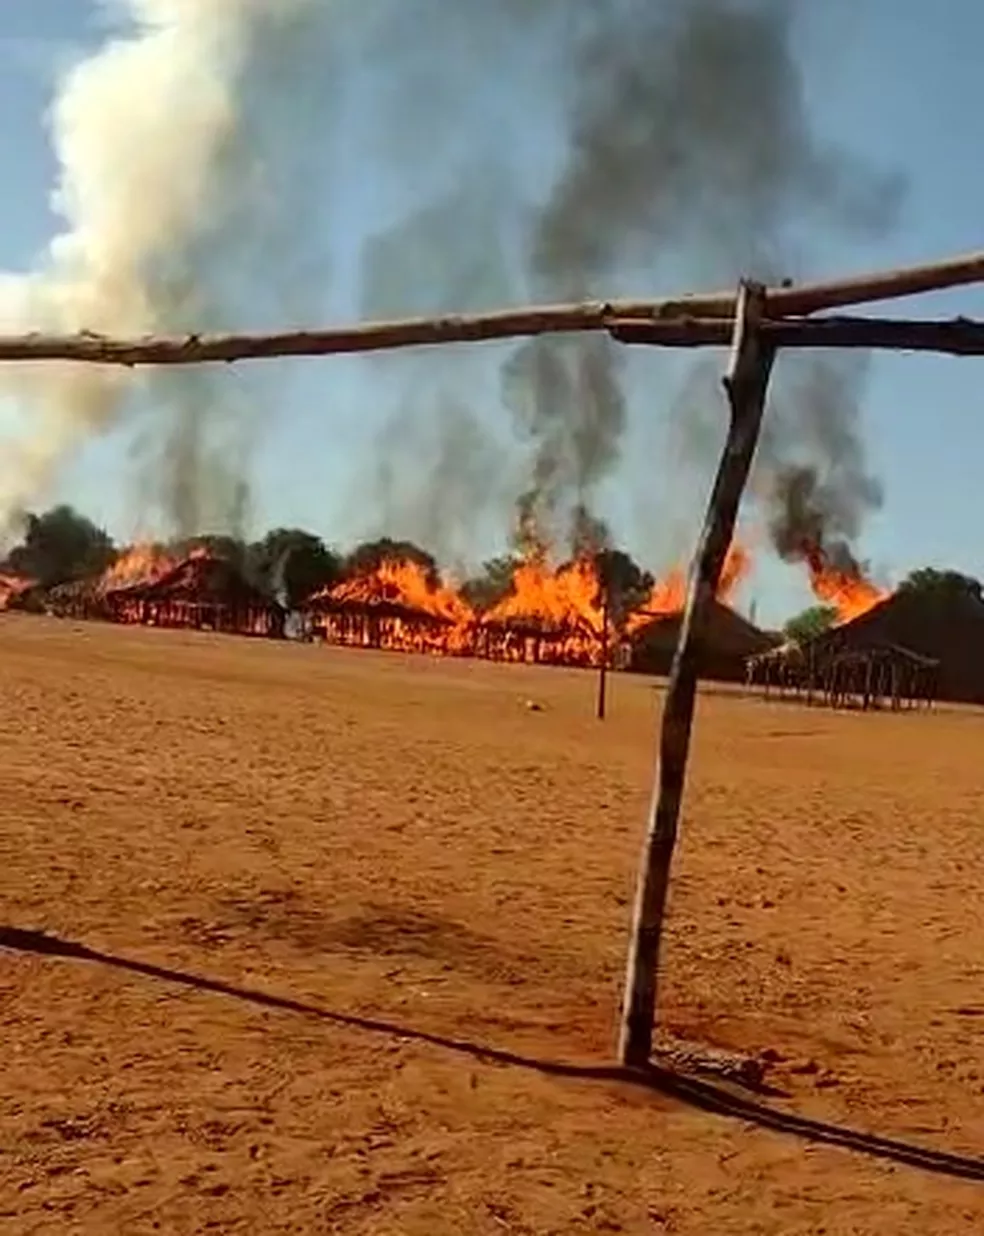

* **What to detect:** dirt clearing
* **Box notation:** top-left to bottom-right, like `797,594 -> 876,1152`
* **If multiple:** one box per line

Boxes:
2,615 -> 983,1233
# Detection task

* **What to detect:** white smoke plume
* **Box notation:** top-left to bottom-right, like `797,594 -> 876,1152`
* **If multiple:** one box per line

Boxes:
0,0 -> 334,540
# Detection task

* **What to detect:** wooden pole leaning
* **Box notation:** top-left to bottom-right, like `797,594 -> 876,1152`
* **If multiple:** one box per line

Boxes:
618,281 -> 776,1069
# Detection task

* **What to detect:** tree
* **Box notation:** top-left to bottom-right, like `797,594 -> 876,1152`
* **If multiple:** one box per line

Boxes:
593,548 -> 654,626
174,533 -> 248,565
248,528 -> 341,608
783,603 -> 836,643
6,505 -> 116,587
898,566 -> 982,601
343,537 -> 439,585
460,555 -> 518,611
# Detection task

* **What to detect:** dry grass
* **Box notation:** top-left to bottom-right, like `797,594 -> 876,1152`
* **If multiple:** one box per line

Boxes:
2,614 -> 983,1234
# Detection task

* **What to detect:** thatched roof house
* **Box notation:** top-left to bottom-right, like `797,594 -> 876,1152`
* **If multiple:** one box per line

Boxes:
804,587 -> 984,703
106,553 -> 282,636
627,601 -> 779,680
302,561 -> 475,655
117,554 -> 271,609
39,552 -> 281,636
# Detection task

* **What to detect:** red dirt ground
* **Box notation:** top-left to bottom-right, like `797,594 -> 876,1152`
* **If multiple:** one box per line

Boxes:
2,614 -> 983,1234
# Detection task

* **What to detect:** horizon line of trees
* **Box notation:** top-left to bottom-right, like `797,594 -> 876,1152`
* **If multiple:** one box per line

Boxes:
0,503 -> 655,619
3,503 -> 981,629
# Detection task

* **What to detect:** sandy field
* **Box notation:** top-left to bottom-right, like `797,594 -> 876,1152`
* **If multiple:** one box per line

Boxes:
2,613 -> 983,1234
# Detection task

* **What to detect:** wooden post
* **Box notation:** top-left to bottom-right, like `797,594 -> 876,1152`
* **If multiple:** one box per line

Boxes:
618,282 -> 775,1069
597,585 -> 610,721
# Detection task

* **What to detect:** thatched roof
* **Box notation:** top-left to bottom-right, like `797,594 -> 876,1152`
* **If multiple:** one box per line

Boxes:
627,601 -> 779,678
805,589 -> 984,702
112,555 -> 273,608
305,567 -> 470,628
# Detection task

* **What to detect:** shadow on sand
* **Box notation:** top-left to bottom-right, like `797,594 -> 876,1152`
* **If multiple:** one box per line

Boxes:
3,924 -> 983,1183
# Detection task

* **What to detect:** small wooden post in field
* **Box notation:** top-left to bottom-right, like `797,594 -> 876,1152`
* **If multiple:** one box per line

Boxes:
618,282 -> 776,1068
596,584 -> 610,721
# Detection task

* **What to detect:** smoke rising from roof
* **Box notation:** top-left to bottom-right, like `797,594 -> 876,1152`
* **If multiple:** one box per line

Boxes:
358,0 -> 901,564
759,352 -> 885,583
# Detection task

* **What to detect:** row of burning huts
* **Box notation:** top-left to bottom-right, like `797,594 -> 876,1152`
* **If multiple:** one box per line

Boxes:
0,548 -> 777,676
3,549 -> 982,705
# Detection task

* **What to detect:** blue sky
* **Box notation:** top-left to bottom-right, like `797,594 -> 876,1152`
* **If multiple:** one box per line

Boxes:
0,1 -> 982,625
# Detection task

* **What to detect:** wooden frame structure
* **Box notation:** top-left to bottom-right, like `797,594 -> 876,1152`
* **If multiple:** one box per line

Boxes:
7,247 -> 983,1073
43,555 -> 284,638
746,640 -> 938,711
305,597 -> 464,656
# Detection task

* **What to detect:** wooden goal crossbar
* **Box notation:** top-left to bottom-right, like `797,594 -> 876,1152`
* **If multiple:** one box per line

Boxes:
0,249 -> 983,365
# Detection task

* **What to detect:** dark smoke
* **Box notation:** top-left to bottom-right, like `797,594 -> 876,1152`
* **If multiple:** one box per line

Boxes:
356,0 -> 901,566
758,351 -> 884,581
501,333 -> 626,550
357,168 -> 518,563
768,462 -> 879,582
511,0 -> 900,560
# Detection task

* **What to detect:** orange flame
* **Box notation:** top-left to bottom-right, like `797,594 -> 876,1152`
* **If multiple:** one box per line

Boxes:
98,544 -> 179,593
805,549 -> 887,624
482,553 -> 605,635
97,543 -> 214,594
626,540 -> 751,632
305,539 -> 753,665
308,559 -> 476,656
0,570 -> 33,610
477,551 -> 611,666
320,559 -> 474,624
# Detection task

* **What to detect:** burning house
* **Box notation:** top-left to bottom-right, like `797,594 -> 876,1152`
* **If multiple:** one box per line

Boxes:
303,560 -> 474,656
44,543 -> 184,621
475,554 -> 611,667
44,545 -> 283,637
300,538 -> 758,674
743,513 -> 932,709
108,554 -> 282,636
743,572 -> 984,709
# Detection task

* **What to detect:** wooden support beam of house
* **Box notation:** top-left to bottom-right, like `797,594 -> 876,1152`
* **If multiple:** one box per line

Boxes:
0,249 -> 983,365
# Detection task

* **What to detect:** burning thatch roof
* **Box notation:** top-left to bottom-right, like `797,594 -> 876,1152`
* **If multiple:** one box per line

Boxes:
627,601 -> 779,679
0,571 -> 38,611
115,553 -> 274,608
306,560 -> 473,627
803,588 -> 984,703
